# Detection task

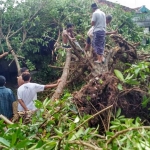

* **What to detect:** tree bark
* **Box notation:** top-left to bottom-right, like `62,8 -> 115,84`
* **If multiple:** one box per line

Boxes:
6,37 -> 21,75
51,48 -> 72,100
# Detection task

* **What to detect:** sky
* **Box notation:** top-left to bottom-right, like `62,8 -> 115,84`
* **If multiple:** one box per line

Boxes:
108,0 -> 150,9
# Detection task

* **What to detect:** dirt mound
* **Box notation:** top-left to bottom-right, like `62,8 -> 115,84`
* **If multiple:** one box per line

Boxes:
73,72 -> 150,133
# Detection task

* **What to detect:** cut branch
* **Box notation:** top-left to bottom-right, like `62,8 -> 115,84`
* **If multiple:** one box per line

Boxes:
0,114 -> 13,124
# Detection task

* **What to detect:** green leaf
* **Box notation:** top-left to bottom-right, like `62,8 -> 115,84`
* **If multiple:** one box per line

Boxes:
74,116 -> 80,123
116,108 -> 121,118
125,79 -> 139,85
16,140 -> 31,149
69,127 -> 84,141
117,83 -> 123,90
114,69 -> 125,82
34,100 -> 43,109
54,128 -> 63,136
0,137 -> 10,147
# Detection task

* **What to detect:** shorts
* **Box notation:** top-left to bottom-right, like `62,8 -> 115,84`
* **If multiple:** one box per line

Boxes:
92,30 -> 106,55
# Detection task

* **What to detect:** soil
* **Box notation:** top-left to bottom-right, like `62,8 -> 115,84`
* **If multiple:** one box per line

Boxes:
73,72 -> 150,133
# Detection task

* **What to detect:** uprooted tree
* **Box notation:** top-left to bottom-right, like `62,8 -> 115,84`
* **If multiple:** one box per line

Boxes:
1,0 -> 148,128
1,0 -> 150,149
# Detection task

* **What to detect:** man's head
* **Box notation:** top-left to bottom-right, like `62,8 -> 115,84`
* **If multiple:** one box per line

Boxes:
91,3 -> 98,12
106,15 -> 112,24
0,76 -> 6,86
22,72 -> 31,82
20,67 -> 29,74
66,23 -> 74,32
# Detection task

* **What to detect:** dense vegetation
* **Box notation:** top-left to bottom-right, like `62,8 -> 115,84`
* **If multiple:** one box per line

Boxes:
0,0 -> 150,149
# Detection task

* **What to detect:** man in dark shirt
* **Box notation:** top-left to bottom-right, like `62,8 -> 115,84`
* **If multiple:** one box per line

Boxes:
0,76 -> 16,119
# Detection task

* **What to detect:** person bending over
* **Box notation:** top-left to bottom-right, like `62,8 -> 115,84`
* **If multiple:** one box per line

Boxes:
62,23 -> 76,48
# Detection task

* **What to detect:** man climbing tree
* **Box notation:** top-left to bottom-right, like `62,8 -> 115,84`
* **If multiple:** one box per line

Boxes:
62,23 -> 76,48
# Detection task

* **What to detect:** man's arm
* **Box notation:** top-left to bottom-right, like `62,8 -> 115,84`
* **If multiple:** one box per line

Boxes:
91,13 -> 96,26
91,21 -> 95,26
63,30 -> 75,41
44,79 -> 61,89
106,30 -> 118,35
0,52 -> 8,59
18,99 -> 29,111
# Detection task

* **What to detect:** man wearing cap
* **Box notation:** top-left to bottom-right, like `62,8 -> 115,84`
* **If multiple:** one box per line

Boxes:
0,75 -> 16,119
91,3 -> 106,63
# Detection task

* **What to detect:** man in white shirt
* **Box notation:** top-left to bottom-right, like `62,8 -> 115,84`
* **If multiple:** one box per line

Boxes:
91,3 -> 106,63
17,72 -> 61,112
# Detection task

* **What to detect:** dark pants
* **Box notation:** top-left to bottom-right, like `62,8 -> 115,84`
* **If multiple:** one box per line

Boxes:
92,30 -> 105,55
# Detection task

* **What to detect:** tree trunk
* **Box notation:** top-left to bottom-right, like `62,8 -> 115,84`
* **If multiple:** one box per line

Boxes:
6,38 -> 21,75
51,48 -> 72,100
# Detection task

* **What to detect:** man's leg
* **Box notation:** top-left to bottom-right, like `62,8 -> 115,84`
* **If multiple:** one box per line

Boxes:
85,37 -> 91,51
93,31 -> 105,63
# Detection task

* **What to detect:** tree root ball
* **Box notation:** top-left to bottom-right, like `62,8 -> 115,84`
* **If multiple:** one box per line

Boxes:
73,72 -> 150,133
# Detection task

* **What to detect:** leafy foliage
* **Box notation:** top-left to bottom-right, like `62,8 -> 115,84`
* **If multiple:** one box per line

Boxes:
1,96 -> 150,149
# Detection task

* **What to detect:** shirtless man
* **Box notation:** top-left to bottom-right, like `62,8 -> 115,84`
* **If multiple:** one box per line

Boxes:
62,23 -> 75,48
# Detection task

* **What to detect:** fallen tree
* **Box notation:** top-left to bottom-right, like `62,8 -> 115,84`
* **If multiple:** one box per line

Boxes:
49,32 -> 150,132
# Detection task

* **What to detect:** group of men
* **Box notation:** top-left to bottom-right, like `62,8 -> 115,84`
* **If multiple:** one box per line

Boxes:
0,68 -> 61,120
62,3 -> 117,63
0,3 -> 117,121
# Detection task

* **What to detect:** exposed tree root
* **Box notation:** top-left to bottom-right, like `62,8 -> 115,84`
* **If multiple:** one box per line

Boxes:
73,72 -> 150,133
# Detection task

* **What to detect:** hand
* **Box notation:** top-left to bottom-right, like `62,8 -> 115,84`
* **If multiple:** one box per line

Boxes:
57,79 -> 62,84
113,29 -> 118,34
71,38 -> 76,41
3,52 -> 8,56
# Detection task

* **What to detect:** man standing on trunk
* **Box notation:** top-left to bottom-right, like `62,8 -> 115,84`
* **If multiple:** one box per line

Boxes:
91,3 -> 106,63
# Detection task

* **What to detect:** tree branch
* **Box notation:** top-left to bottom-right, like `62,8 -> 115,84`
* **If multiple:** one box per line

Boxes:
68,140 -> 102,150
9,1 -> 46,38
0,114 -> 13,124
63,105 -> 113,138
106,126 -> 150,148
51,48 -> 72,100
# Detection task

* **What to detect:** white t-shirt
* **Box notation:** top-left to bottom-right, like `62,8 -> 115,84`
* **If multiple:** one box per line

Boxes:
92,9 -> 106,32
17,83 -> 45,111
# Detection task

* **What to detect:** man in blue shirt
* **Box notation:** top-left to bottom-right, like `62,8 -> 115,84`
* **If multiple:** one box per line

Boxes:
0,76 -> 16,119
